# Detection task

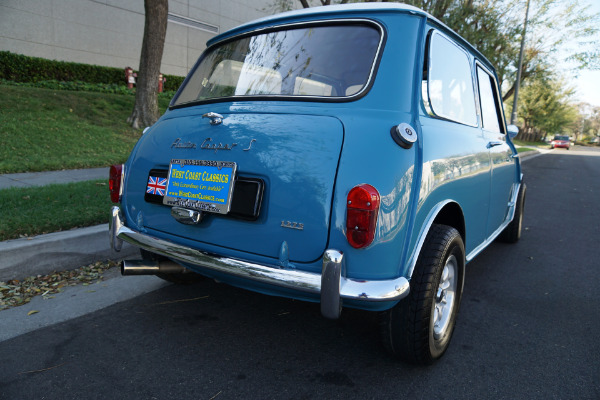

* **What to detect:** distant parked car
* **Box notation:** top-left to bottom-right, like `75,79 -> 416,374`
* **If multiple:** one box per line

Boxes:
109,3 -> 525,364
551,135 -> 571,149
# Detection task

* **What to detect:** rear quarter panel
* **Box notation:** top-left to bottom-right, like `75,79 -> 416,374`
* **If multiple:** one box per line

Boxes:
327,13 -> 424,281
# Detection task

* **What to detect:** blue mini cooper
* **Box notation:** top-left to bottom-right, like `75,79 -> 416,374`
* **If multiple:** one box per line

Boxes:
109,3 -> 525,364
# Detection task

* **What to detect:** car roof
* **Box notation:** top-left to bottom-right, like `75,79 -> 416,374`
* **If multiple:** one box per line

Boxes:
206,3 -> 493,71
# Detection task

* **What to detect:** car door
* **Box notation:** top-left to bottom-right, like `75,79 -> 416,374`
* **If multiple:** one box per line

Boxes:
475,64 -> 517,237
419,31 -> 491,252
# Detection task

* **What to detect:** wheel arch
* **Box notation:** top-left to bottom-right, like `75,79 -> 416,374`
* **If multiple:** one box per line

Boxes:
406,200 -> 466,278
432,202 -> 465,243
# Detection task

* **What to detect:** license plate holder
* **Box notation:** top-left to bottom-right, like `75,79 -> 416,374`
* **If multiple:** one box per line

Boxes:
163,159 -> 237,214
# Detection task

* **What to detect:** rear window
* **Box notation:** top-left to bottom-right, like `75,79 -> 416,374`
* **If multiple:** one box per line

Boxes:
173,23 -> 382,106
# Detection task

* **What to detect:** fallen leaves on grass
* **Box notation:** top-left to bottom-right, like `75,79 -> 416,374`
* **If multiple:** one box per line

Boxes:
0,260 -> 117,311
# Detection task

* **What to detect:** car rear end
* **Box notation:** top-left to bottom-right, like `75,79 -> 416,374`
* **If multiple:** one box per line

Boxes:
109,6 -> 424,318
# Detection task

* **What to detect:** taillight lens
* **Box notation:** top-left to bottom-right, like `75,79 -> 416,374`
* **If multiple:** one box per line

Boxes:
109,164 -> 123,203
346,184 -> 380,249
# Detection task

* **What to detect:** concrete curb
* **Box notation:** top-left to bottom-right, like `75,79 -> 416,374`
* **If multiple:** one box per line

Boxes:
518,150 -> 541,161
0,224 -> 137,282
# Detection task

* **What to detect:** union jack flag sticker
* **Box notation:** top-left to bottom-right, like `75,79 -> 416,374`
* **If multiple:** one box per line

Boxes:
146,176 -> 167,196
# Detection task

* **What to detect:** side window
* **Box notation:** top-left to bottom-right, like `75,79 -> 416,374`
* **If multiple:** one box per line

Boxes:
476,66 -> 502,133
423,32 -> 477,126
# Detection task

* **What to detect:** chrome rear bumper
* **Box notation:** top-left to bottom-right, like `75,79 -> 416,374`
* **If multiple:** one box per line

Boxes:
110,206 -> 409,319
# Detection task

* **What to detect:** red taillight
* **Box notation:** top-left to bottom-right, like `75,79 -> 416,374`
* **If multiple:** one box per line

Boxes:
109,164 -> 123,203
346,184 -> 380,249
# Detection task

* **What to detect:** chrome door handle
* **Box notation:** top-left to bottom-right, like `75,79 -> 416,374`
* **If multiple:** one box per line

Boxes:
487,141 -> 504,149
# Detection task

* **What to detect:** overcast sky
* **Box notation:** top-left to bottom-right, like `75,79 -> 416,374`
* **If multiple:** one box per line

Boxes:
573,71 -> 600,107
570,0 -> 600,107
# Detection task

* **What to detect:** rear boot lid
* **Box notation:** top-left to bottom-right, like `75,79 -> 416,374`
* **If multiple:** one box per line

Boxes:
125,110 -> 343,263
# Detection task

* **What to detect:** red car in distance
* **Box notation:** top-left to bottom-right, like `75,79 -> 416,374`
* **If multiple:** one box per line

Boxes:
551,135 -> 571,149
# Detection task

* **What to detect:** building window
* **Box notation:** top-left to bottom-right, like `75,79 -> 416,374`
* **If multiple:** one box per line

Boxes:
168,13 -> 219,34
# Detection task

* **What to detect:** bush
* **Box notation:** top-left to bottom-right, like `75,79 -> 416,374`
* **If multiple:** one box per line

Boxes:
0,51 -> 185,91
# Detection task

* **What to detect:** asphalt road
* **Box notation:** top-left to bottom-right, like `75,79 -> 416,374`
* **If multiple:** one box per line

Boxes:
1,146 -> 598,399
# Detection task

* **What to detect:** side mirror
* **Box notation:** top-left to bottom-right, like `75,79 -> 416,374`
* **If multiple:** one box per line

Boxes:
507,125 -> 519,139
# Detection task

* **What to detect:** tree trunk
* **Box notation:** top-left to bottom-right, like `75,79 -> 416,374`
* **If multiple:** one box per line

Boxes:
128,0 -> 168,129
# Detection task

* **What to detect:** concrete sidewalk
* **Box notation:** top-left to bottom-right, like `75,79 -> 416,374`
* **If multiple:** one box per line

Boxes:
0,167 -> 108,190
0,167 -> 136,282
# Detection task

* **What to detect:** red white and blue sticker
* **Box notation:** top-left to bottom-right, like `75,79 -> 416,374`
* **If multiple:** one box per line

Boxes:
146,176 -> 167,196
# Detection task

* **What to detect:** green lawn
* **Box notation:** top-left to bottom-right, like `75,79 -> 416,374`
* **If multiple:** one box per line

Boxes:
516,147 -> 535,153
0,180 -> 111,241
0,83 -> 173,239
0,85 -> 169,173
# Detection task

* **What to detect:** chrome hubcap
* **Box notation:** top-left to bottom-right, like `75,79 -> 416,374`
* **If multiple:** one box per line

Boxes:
433,254 -> 458,340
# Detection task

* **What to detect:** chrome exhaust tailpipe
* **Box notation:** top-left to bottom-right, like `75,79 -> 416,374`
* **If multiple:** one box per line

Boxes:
121,259 -> 188,276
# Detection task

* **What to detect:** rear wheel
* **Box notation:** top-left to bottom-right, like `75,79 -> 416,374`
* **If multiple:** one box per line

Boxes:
381,224 -> 465,365
140,249 -> 204,284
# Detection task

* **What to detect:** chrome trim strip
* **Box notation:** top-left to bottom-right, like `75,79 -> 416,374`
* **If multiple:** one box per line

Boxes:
408,182 -> 521,268
465,182 -> 521,262
406,200 -> 453,278
110,207 -> 410,305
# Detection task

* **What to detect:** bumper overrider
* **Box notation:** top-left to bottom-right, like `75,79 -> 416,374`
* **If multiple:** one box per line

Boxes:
109,206 -> 409,319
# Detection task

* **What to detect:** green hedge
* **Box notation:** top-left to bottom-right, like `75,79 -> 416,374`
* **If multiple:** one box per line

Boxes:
1,79 -> 177,100
0,51 -> 185,92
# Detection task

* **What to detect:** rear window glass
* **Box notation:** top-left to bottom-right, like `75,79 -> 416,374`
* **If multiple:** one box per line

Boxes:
173,23 -> 382,106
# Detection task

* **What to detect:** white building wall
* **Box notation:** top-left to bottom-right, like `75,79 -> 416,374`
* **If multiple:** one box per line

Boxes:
0,0 -> 277,76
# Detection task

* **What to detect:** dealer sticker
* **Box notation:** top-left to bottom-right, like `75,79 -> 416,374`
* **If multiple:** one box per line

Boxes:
163,159 -> 237,214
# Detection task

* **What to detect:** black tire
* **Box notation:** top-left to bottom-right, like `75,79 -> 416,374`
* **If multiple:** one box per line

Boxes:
497,183 -> 526,243
381,224 -> 465,365
140,249 -> 204,284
